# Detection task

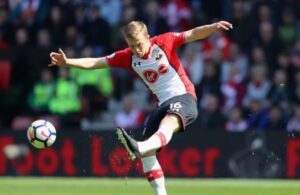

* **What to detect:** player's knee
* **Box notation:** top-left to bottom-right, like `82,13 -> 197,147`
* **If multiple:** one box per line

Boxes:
163,114 -> 182,130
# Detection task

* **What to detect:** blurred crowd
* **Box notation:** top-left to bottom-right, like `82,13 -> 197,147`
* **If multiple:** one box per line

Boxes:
1,0 -> 300,132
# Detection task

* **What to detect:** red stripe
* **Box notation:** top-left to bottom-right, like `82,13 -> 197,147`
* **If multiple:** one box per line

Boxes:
156,42 -> 197,100
145,169 -> 164,182
155,131 -> 167,146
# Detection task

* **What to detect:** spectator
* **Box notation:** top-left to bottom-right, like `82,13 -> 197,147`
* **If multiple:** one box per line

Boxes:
256,21 -> 282,68
278,7 -> 297,48
229,0 -> 252,53
246,98 -> 269,131
180,42 -> 203,85
73,5 -> 88,34
160,0 -> 192,31
114,95 -> 145,130
265,105 -> 286,131
64,25 -> 84,48
225,107 -> 248,132
250,46 -> 268,67
28,68 -> 55,114
252,3 -> 276,39
46,6 -> 68,46
86,5 -> 111,53
29,29 -> 53,77
221,64 -> 247,111
221,43 -> 249,82
96,0 -> 122,27
287,105 -> 300,132
70,46 -> 113,117
196,62 -> 221,101
201,30 -> 232,62
9,0 -> 49,27
143,0 -> 169,36
243,65 -> 271,107
48,67 -> 81,127
276,51 -> 294,85
291,40 -> 300,70
199,93 -> 225,131
268,69 -> 289,105
12,28 -> 31,84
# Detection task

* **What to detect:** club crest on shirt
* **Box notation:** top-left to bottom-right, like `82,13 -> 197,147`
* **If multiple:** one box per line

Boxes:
151,48 -> 163,61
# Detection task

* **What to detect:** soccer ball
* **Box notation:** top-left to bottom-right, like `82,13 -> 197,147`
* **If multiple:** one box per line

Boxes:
27,120 -> 57,149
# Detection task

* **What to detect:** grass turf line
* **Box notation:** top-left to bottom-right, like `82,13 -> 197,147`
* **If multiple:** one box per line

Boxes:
0,177 -> 299,195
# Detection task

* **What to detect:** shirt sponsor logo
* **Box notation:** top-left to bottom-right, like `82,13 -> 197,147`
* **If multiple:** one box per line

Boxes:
156,54 -> 162,61
143,70 -> 158,83
143,64 -> 169,83
158,64 -> 168,74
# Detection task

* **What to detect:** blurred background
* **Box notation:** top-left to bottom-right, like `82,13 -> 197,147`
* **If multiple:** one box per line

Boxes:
0,0 -> 300,179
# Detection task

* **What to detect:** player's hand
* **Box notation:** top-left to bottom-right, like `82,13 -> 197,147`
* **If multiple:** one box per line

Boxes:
214,21 -> 233,31
49,48 -> 67,67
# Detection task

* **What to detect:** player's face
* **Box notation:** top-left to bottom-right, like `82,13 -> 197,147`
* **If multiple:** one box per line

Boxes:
126,33 -> 150,58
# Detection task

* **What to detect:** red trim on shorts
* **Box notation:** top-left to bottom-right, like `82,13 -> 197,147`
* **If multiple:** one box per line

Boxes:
145,169 -> 164,182
155,131 -> 167,146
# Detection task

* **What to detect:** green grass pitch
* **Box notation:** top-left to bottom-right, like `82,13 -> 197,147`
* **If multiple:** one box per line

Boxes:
0,177 -> 299,195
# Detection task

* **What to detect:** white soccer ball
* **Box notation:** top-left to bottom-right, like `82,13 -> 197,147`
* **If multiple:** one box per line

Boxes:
27,120 -> 57,149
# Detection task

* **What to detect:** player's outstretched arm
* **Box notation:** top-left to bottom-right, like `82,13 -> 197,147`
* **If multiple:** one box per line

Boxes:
184,21 -> 233,43
49,48 -> 108,69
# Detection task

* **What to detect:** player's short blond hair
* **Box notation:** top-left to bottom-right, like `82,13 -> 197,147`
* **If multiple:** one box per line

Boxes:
123,21 -> 149,40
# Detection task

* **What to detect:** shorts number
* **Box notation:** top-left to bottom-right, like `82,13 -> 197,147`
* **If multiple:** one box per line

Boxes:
170,102 -> 182,112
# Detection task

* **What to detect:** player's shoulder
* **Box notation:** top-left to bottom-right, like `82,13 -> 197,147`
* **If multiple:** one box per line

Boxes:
153,32 -> 181,39
152,32 -> 172,41
115,47 -> 132,57
151,32 -> 184,45
105,47 -> 132,68
107,47 -> 132,60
